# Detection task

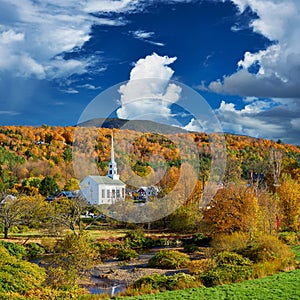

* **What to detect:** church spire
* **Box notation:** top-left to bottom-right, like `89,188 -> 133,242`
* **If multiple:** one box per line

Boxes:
111,133 -> 115,163
108,133 -> 119,180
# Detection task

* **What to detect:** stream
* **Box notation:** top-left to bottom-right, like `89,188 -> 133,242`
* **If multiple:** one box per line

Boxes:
82,276 -> 127,296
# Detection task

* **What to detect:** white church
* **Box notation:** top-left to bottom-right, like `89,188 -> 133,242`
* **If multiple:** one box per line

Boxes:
80,135 -> 126,205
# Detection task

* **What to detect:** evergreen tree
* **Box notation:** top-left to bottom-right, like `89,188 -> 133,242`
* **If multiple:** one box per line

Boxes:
39,176 -> 59,197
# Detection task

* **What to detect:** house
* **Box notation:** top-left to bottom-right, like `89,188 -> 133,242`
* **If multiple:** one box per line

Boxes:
80,135 -> 126,205
136,186 -> 159,202
45,190 -> 80,202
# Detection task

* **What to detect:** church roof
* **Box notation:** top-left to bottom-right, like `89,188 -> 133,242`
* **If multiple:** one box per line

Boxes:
88,175 -> 125,186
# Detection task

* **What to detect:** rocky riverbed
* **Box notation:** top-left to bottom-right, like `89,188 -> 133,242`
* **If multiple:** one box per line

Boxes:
82,247 -> 190,296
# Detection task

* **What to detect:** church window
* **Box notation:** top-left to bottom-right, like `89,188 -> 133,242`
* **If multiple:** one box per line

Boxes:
107,190 -> 110,198
112,189 -> 115,198
102,189 -> 105,198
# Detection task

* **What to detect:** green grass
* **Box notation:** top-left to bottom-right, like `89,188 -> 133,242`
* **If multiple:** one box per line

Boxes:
291,244 -> 300,262
115,269 -> 300,300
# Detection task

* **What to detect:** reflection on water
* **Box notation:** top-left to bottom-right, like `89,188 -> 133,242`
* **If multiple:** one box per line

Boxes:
83,278 -> 127,296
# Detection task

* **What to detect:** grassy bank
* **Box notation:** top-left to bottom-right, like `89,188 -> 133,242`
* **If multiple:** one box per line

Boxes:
114,269 -> 300,300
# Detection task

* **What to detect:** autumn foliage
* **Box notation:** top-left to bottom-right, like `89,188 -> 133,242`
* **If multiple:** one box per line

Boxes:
0,124 -> 300,236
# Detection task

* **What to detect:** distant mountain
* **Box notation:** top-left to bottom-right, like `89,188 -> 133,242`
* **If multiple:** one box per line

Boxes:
77,118 -> 187,134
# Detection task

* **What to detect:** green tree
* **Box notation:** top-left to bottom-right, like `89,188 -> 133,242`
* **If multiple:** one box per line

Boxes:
63,146 -> 73,181
0,195 -> 30,238
169,203 -> 203,233
48,196 -> 87,234
39,176 -> 59,197
63,146 -> 73,163
47,233 -> 98,288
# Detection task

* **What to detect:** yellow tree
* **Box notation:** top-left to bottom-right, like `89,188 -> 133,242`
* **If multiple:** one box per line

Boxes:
277,174 -> 300,231
257,190 -> 279,234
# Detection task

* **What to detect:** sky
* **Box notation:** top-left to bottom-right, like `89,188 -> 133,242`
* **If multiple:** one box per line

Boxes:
0,0 -> 300,144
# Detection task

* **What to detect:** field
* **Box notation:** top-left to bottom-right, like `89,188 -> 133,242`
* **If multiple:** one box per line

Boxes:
114,269 -> 300,300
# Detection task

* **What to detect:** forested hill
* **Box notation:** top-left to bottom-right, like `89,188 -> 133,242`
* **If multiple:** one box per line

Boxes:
0,124 -> 300,193
78,118 -> 186,134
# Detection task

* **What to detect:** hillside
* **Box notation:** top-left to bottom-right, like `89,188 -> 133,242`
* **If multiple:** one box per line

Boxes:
0,123 -> 300,193
77,118 -> 186,134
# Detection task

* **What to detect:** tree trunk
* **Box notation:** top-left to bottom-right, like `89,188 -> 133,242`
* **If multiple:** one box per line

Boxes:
4,226 -> 9,239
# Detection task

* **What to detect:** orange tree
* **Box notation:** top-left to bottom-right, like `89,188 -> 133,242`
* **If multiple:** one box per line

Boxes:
202,184 -> 260,236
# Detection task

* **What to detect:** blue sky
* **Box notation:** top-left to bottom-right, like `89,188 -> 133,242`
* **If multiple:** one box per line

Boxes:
0,0 -> 300,144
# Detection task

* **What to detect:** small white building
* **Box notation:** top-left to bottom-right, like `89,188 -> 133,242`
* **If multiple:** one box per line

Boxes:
80,135 -> 126,205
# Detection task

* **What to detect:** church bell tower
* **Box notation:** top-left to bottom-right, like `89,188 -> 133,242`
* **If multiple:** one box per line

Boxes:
107,134 -> 119,180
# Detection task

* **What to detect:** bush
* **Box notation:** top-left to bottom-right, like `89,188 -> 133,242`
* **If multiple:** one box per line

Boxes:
191,233 -> 211,246
0,247 -> 46,296
278,231 -> 299,245
239,235 -> 294,265
123,230 -> 156,250
215,251 -> 253,267
188,259 -> 216,275
127,273 -> 201,295
117,248 -> 139,261
210,232 -> 250,253
97,241 -> 120,259
0,241 -> 27,259
199,264 -> 253,287
183,243 -> 200,253
197,252 -> 253,287
148,250 -> 190,269
253,260 -> 287,278
25,243 -> 45,259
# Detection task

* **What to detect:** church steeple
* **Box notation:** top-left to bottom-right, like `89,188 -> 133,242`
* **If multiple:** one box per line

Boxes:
108,133 -> 119,180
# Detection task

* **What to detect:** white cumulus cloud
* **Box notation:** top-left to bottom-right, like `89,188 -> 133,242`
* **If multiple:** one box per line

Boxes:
116,53 -> 182,122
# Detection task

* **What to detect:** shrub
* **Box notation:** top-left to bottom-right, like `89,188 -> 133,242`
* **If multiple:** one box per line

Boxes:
199,265 -> 253,287
127,273 -> 201,295
0,241 -> 27,259
183,243 -> 200,253
117,248 -> 139,261
188,259 -> 216,275
215,251 -> 253,267
197,252 -> 253,287
253,260 -> 287,278
239,235 -> 294,266
210,232 -> 250,253
191,233 -> 212,246
0,247 -> 46,296
189,251 -> 254,287
148,250 -> 190,269
278,231 -> 299,245
123,229 -> 156,250
25,243 -> 45,259
97,241 -> 120,259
